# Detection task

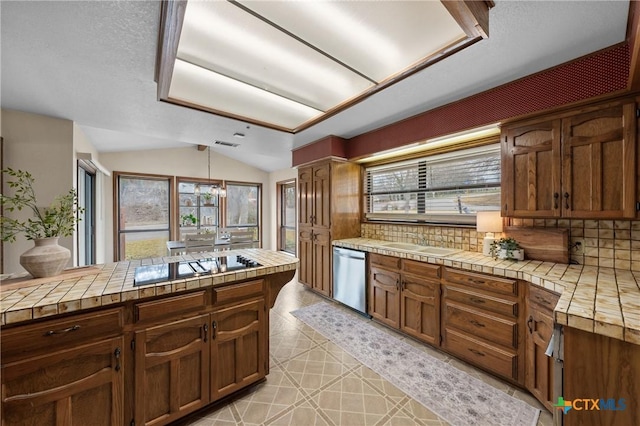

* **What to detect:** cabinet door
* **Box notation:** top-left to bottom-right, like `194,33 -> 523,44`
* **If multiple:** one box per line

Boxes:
369,265 -> 401,328
312,163 -> 331,228
134,314 -> 210,426
211,299 -> 266,401
298,166 -> 314,228
312,228 -> 332,297
1,336 -> 124,426
297,226 -> 313,288
400,273 -> 440,346
502,119 -> 562,217
562,102 -> 637,218
525,304 -> 555,411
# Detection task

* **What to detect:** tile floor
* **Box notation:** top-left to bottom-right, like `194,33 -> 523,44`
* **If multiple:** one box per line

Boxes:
179,280 -> 553,426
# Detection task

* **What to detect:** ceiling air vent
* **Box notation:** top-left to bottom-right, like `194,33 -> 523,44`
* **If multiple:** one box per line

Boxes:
214,140 -> 240,148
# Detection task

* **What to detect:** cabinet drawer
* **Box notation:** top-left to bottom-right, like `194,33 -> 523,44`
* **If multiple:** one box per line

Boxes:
136,291 -> 207,322
214,279 -> 264,304
443,268 -> 518,297
443,327 -> 519,382
1,307 -> 124,361
528,285 -> 560,311
443,301 -> 518,349
403,259 -> 440,279
370,253 -> 401,270
445,286 -> 519,317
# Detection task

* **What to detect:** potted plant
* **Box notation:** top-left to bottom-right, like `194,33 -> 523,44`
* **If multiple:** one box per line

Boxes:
180,213 -> 198,227
1,168 -> 84,278
489,237 -> 524,261
202,192 -> 214,206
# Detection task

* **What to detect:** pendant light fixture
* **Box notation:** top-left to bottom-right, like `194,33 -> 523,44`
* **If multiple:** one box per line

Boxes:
206,145 -> 226,198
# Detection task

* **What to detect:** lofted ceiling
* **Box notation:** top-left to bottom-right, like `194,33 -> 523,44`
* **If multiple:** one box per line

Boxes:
0,1 -> 631,172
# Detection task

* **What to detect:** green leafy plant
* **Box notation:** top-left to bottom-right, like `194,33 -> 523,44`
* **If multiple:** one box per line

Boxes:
0,168 -> 84,242
489,237 -> 522,260
202,192 -> 213,204
180,213 -> 198,226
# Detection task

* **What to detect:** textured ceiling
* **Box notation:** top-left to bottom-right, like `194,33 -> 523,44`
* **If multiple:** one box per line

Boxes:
0,1 -> 630,172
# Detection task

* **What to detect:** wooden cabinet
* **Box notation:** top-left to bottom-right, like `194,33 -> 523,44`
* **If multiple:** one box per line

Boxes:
502,119 -> 561,217
134,314 -> 210,425
502,99 -> 638,218
368,254 -> 441,345
525,285 -> 559,412
1,309 -> 125,426
297,159 -> 361,296
132,283 -> 266,426
441,268 -> 524,385
210,299 -> 266,400
563,327 -> 640,426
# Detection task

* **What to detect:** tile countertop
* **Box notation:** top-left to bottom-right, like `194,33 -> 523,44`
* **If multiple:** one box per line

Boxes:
333,238 -> 640,346
0,249 -> 298,327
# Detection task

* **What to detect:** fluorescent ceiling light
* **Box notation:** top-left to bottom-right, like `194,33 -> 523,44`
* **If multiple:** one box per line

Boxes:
158,1 -> 492,132
357,124 -> 501,163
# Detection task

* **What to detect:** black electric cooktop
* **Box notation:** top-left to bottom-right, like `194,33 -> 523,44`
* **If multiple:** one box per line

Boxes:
133,255 -> 261,287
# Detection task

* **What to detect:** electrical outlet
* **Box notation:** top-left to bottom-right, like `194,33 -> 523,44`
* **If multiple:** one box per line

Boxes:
571,240 -> 583,253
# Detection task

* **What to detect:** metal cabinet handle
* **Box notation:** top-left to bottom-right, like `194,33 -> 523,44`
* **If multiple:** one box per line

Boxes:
527,316 -> 534,334
469,297 -> 485,304
564,192 -> 570,209
44,325 -> 81,336
114,347 -> 121,372
468,348 -> 485,357
203,323 -> 209,343
212,321 -> 217,339
554,192 -> 559,209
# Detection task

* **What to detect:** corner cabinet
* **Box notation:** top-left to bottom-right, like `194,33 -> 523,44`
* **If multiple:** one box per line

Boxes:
297,159 -> 361,297
502,98 -> 638,219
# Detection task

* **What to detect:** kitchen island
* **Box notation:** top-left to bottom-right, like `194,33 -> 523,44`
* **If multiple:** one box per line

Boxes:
0,249 -> 297,426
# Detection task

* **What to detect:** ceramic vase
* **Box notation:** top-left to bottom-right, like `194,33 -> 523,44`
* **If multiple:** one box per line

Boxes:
20,237 -> 71,278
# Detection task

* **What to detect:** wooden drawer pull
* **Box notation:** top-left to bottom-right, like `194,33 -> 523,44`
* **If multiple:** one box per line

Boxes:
468,348 -> 486,357
44,325 -> 81,336
472,279 -> 486,285
469,320 -> 485,328
469,297 -> 485,304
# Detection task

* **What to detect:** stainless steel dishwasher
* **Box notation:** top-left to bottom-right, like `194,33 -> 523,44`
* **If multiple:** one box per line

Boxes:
332,247 -> 369,316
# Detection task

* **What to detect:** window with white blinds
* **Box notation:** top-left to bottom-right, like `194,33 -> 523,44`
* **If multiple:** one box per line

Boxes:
364,144 -> 501,224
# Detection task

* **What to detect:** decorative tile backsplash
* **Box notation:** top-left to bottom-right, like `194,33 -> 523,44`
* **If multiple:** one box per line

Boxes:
360,219 -> 640,271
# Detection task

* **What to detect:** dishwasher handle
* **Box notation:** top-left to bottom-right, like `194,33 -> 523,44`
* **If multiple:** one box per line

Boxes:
333,247 -> 366,261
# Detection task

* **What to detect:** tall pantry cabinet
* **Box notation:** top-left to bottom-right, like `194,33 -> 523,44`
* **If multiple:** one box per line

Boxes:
298,159 -> 361,297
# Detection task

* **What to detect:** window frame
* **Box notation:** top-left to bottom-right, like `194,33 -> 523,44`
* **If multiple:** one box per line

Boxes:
113,172 -> 173,261
363,143 -> 501,225
223,181 -> 262,246
277,179 -> 297,255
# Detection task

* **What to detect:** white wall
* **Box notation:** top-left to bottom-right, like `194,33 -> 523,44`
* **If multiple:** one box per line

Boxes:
1,109 -> 74,274
99,147 -> 271,261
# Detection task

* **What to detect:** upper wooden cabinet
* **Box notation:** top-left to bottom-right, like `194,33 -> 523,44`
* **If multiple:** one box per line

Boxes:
502,99 -> 638,219
297,159 -> 361,296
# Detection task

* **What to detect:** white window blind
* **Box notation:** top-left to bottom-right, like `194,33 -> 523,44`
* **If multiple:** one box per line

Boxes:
364,144 -> 501,224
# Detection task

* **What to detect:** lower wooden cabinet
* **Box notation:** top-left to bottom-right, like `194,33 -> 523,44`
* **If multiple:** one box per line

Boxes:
525,285 -> 559,411
298,226 -> 332,297
368,254 -> 441,346
134,314 -> 210,425
1,336 -> 125,426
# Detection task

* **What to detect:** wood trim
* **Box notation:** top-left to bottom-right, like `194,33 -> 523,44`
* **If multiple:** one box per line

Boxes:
441,0 -> 493,38
156,0 -> 187,100
627,0 -> 640,91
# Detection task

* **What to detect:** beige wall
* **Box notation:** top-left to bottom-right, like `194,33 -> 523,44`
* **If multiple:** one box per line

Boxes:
99,147 -> 272,261
1,109 -> 74,274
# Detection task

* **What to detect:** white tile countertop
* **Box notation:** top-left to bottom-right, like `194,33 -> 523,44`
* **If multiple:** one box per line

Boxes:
333,238 -> 640,345
0,249 -> 298,326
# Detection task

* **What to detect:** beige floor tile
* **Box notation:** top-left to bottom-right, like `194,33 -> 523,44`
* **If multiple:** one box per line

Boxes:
266,401 -> 331,426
